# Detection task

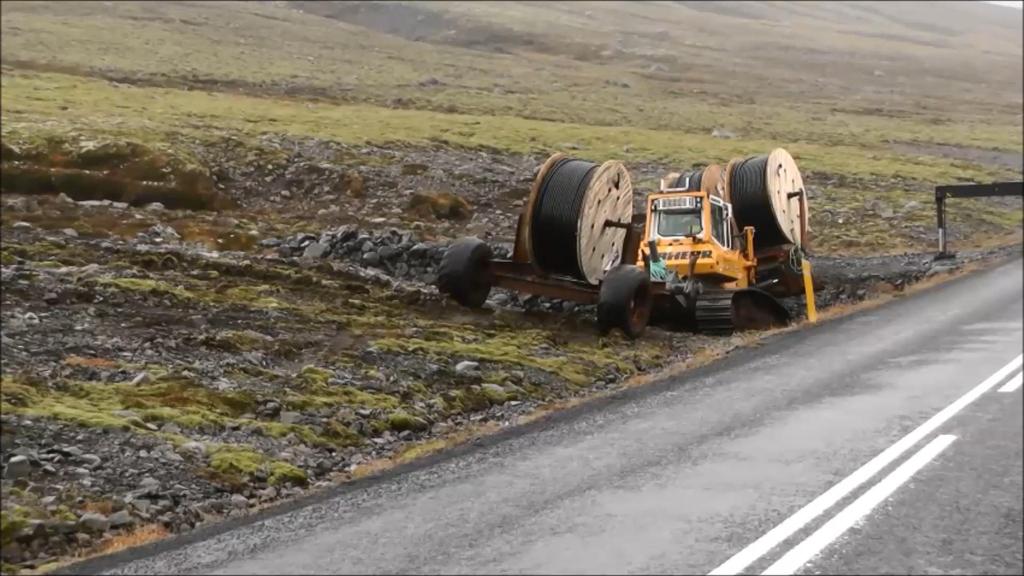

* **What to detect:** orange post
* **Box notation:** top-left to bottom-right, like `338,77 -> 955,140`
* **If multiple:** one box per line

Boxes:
802,259 -> 817,323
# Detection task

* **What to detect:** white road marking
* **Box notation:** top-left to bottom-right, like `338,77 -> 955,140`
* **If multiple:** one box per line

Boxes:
761,434 -> 958,575
708,354 -> 1023,576
997,371 -> 1023,393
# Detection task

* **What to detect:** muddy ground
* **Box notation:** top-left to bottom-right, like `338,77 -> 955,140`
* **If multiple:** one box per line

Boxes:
0,137 -> 1020,573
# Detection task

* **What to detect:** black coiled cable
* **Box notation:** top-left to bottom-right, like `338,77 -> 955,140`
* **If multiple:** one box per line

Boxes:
673,168 -> 704,191
687,168 -> 704,192
729,155 -> 788,247
531,158 -> 598,280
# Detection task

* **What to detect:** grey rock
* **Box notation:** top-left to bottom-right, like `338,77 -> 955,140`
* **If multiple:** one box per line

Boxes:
302,242 -> 330,259
902,200 -> 922,213
362,252 -> 381,266
23,312 -> 40,325
43,292 -> 59,305
259,401 -> 282,418
138,476 -> 161,495
230,494 -> 249,509
79,453 -> 102,468
144,202 -> 166,211
178,441 -> 206,460
12,221 -> 33,229
455,360 -> 480,375
77,513 -> 110,533
61,228 -> 79,237
378,245 -> 399,260
408,243 -> 430,258
4,455 -> 32,479
56,192 -> 75,204
108,510 -> 134,528
711,128 -> 736,139
161,422 -> 182,435
279,411 -> 302,425
70,467 -> 91,477
259,238 -> 282,248
130,372 -> 151,386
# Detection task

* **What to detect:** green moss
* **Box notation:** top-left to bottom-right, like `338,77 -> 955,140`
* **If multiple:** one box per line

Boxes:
1,374 -> 258,435
207,444 -> 265,479
204,329 -> 272,353
1,508 -> 31,546
298,365 -> 333,386
371,327 -> 631,386
267,462 -> 307,486
0,250 -> 15,266
52,505 -> 77,522
221,285 -> 284,308
387,410 -> 429,432
100,277 -> 195,301
0,376 -> 42,406
320,420 -> 363,446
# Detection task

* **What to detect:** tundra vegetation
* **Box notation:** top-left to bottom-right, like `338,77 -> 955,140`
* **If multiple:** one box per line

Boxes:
0,1 -> 1021,572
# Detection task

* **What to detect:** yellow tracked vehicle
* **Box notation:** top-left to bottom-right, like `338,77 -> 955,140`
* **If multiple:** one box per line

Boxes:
437,150 -> 815,338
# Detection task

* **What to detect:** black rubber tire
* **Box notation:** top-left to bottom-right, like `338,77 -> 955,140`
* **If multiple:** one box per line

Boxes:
436,237 -> 493,308
597,265 -> 652,338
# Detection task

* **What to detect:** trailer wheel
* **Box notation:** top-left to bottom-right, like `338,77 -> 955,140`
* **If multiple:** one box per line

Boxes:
437,237 -> 493,308
597,265 -> 652,338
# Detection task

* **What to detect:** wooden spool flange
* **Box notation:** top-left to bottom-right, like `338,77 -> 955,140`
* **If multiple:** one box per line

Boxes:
724,150 -> 809,248
576,160 -> 633,285
765,147 -> 808,248
523,153 -> 633,285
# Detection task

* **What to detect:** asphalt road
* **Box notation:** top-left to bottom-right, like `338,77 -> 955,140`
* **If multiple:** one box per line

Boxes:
71,256 -> 1023,576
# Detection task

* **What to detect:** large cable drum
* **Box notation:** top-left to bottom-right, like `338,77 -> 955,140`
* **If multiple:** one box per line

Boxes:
524,153 -> 633,285
725,148 -> 808,249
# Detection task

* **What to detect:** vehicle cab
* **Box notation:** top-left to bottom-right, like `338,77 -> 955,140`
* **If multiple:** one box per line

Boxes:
638,174 -> 754,286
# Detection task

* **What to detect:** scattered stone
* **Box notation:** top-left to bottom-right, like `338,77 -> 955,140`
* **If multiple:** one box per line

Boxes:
279,411 -> 302,425
302,242 -> 330,259
455,360 -> 480,375
131,372 -> 152,386
23,312 -> 40,325
711,128 -> 736,139
43,292 -> 60,305
13,221 -> 33,229
4,455 -> 32,479
230,494 -> 249,509
79,453 -> 102,468
138,476 -> 161,495
77,513 -> 110,533
145,202 -> 166,211
108,510 -> 134,529
901,200 -> 922,213
55,192 -> 75,204
61,228 -> 79,237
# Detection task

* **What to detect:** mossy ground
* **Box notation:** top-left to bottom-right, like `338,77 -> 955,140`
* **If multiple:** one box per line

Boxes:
0,1 -> 1020,569
0,226 -> 680,509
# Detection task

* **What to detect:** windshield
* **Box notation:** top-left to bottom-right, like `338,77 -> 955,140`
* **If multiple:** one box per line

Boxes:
657,210 -> 702,237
